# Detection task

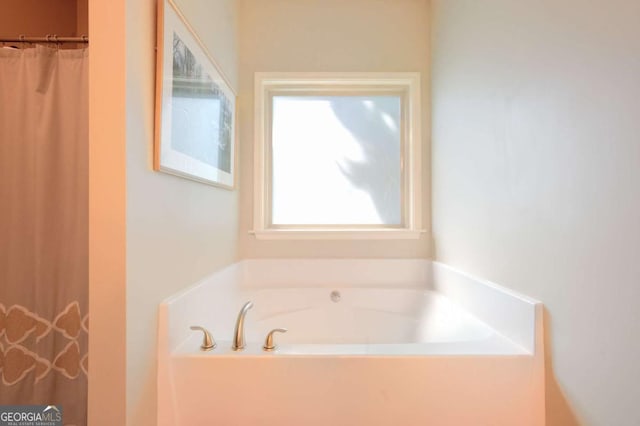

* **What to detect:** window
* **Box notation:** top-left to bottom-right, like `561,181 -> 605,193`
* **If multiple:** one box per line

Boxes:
253,73 -> 423,239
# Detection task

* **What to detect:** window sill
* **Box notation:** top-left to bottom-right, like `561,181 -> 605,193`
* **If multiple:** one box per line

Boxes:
249,228 -> 427,240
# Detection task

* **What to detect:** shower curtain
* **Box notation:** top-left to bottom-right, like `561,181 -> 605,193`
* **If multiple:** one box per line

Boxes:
0,45 -> 88,426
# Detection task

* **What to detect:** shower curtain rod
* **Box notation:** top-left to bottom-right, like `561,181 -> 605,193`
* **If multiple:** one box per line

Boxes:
0,35 -> 88,44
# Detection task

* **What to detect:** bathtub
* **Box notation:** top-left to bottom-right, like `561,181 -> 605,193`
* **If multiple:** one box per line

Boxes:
225,287 -> 524,355
158,259 -> 544,426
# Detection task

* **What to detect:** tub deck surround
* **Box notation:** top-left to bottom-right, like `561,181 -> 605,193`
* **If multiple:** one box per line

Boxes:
172,287 -> 529,356
158,259 -> 545,426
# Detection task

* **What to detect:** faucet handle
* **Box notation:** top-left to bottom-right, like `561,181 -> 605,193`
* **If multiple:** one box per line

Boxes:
263,328 -> 288,351
190,326 -> 216,351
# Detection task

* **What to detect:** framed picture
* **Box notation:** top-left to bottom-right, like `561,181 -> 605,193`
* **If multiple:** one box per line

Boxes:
154,0 -> 236,188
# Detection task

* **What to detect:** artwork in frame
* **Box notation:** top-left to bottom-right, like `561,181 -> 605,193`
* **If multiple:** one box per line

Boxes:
154,0 -> 236,189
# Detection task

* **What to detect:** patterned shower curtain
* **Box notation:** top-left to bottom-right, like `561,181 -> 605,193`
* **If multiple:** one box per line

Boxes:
0,45 -> 88,426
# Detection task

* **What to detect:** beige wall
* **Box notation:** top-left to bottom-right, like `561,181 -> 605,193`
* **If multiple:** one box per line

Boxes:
125,0 -> 239,425
0,0 -> 77,37
431,1 -> 640,425
88,0 -> 127,424
238,0 -> 431,259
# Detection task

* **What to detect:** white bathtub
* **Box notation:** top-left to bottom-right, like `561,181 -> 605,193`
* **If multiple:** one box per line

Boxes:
201,287 -> 526,356
159,259 -> 544,426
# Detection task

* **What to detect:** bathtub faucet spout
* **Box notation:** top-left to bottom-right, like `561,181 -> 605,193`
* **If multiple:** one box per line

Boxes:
232,301 -> 254,351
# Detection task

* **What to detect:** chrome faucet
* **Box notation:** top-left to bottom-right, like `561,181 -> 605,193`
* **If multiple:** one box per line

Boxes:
232,301 -> 254,351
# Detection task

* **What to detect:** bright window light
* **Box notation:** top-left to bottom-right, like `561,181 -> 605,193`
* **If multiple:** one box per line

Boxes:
271,95 -> 402,226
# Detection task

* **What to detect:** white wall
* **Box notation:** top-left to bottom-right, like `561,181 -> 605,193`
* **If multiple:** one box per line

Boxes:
431,1 -> 640,425
125,0 -> 239,425
238,0 -> 431,259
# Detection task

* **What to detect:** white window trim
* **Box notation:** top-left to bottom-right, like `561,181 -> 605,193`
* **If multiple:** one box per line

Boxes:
252,72 -> 424,240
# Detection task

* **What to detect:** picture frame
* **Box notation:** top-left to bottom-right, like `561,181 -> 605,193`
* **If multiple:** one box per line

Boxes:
154,0 -> 237,189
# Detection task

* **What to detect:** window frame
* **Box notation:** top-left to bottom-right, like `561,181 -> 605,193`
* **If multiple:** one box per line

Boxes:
252,72 -> 423,240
